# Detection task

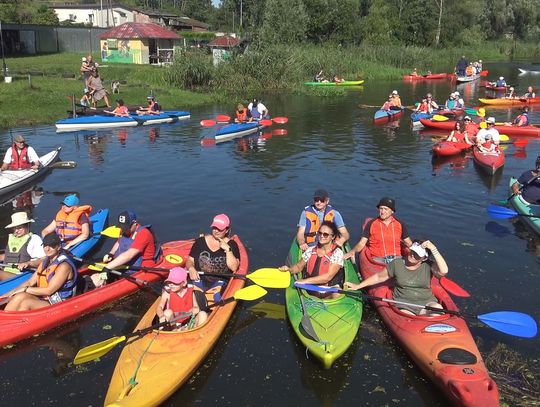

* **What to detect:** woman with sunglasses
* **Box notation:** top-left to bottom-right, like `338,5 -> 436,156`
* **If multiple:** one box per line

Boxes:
345,240 -> 448,316
281,221 -> 345,298
445,121 -> 473,145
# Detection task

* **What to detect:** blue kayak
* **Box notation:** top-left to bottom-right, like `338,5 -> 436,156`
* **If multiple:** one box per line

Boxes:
56,115 -> 139,132
214,122 -> 265,142
411,112 -> 433,124
373,108 -> 404,123
0,208 -> 109,296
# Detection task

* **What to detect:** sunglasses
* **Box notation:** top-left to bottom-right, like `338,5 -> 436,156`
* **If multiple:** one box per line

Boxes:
464,119 -> 471,121
314,197 -> 326,203
212,226 -> 228,232
317,231 -> 333,238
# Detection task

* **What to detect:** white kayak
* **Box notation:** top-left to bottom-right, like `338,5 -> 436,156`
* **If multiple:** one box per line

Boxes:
518,68 -> 540,75
0,147 -> 61,199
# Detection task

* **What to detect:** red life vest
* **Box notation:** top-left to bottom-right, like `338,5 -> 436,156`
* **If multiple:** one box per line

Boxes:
452,131 -> 465,143
55,205 -> 92,242
417,103 -> 429,113
168,286 -> 194,324
304,205 -> 335,245
366,217 -> 403,258
306,244 -> 338,278
9,144 -> 32,170
514,113 -> 529,126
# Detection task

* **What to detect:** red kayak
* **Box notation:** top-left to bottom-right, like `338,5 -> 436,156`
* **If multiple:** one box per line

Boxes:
0,240 -> 192,347
432,140 -> 472,157
419,118 -> 540,137
472,147 -> 505,175
403,73 -> 450,81
359,247 -> 499,407
374,108 -> 403,124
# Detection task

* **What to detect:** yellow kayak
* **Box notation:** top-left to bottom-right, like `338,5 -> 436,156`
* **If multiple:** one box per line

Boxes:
104,235 -> 248,407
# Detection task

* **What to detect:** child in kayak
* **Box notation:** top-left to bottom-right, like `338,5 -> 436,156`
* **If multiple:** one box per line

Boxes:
156,267 -> 207,330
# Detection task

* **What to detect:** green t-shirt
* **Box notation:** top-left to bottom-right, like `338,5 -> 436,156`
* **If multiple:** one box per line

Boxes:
387,258 -> 436,306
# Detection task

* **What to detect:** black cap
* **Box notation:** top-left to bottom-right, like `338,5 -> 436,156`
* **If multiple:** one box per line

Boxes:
377,197 -> 396,212
313,189 -> 329,199
42,232 -> 62,247
117,210 -> 137,231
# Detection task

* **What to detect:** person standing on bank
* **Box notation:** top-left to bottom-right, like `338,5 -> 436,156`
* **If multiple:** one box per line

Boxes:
296,189 -> 349,252
1,134 -> 40,171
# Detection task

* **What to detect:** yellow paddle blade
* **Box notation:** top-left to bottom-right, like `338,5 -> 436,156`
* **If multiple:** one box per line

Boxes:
234,285 -> 267,301
479,121 -> 487,129
500,134 -> 509,141
88,263 -> 129,272
478,108 -> 486,117
432,114 -> 449,121
101,226 -> 122,238
247,268 -> 291,288
74,335 -> 127,365
164,254 -> 183,264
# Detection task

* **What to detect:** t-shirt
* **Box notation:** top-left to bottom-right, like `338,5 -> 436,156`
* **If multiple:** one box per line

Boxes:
517,171 -> 540,203
130,227 -> 156,267
3,146 -> 40,165
189,236 -> 240,275
476,128 -> 500,144
27,233 -> 46,259
387,258 -> 436,306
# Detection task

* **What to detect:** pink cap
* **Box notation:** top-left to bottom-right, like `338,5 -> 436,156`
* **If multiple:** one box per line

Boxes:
211,213 -> 230,230
166,267 -> 187,284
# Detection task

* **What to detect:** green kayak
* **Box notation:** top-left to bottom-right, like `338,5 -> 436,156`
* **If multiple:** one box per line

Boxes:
303,80 -> 364,86
285,239 -> 362,369
509,177 -> 540,235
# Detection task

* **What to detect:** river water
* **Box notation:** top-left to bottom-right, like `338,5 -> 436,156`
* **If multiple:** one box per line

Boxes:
0,62 -> 538,406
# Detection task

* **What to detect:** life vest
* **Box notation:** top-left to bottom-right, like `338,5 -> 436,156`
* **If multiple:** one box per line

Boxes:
55,205 -> 92,242
305,244 -> 344,286
168,285 -> 194,324
304,205 -> 335,245
496,79 -> 505,87
250,105 -> 261,119
455,99 -> 464,109
417,103 -> 429,113
236,108 -> 248,122
446,99 -> 455,109
514,113 -> 529,126
3,233 -> 32,274
365,217 -> 403,258
466,66 -> 474,76
115,224 -> 161,269
452,131 -> 465,143
9,144 -> 32,170
36,252 -> 77,300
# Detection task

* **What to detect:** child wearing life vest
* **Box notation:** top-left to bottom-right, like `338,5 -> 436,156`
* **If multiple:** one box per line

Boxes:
478,139 -> 497,154
156,267 -> 207,330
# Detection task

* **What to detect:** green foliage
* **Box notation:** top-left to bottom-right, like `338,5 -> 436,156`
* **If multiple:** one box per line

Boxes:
360,0 -> 398,45
302,0 -> 362,44
163,50 -> 213,89
260,0 -> 308,44
0,1 -> 59,25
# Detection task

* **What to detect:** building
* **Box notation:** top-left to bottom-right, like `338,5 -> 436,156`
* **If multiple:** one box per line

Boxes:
208,35 -> 243,66
98,22 -> 182,64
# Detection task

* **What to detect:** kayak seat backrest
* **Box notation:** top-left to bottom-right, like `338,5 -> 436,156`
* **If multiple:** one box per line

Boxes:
438,347 -> 478,365
75,275 -> 89,295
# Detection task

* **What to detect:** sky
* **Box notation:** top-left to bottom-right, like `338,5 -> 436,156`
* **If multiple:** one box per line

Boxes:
212,0 -> 221,6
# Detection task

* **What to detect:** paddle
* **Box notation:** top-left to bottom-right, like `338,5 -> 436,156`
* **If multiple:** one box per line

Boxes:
200,119 -> 217,127
480,70 -> 489,77
216,114 -> 230,122
487,203 -> 540,220
432,115 -> 449,121
272,117 -> 288,124
49,161 -> 77,169
73,285 -> 267,364
295,283 -> 537,338
465,108 -> 479,116
439,277 -> 470,297
259,119 -> 273,126
197,268 -> 290,289
293,274 -> 320,342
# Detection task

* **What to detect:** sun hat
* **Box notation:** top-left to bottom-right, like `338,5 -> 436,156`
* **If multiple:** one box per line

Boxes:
42,232 -> 62,248
62,194 -> 79,207
486,117 -> 496,124
211,214 -> 230,230
464,116 -> 471,120
13,134 -> 25,143
117,210 -> 137,231
165,267 -> 188,284
5,212 -> 35,228
377,197 -> 396,212
410,242 -> 428,259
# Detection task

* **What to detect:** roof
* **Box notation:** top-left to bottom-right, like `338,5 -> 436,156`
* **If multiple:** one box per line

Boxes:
208,35 -> 241,48
98,22 -> 181,40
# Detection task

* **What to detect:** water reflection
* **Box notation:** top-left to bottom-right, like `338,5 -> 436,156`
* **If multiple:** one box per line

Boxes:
431,152 -> 471,176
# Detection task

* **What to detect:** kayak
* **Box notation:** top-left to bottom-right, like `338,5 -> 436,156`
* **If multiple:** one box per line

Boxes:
0,239 -> 189,347
0,147 -> 60,199
472,147 -> 505,175
56,115 -> 139,132
304,80 -> 364,86
0,208 -> 109,296
479,97 -> 540,106
214,122 -> 266,143
456,73 -> 481,83
518,68 -> 540,74
509,177 -> 540,236
418,118 -> 540,137
485,84 -> 508,91
411,112 -> 433,125
432,141 -> 472,157
412,109 -> 463,126
285,239 -> 362,369
359,246 -> 499,407
374,108 -> 403,124
104,236 -> 247,407
403,73 -> 449,80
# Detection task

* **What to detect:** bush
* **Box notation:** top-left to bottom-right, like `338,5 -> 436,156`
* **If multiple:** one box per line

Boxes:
163,50 -> 213,89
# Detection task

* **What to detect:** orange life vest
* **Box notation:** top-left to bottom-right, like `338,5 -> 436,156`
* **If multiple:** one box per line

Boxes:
36,253 -> 77,300
236,108 -> 248,122
466,66 -> 474,76
365,217 -> 404,258
304,205 -> 336,245
55,205 -> 92,242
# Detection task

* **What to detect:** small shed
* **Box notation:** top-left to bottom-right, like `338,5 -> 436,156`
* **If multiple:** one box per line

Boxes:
208,35 -> 242,66
98,22 -> 182,64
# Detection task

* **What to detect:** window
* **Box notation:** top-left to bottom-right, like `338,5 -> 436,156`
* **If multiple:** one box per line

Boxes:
69,14 -> 77,21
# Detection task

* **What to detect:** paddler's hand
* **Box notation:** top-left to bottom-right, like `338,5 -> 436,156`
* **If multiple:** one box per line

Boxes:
278,265 -> 289,273
188,267 -> 200,282
299,242 -> 308,252
344,282 -> 360,291
343,251 -> 354,260
103,253 -> 114,263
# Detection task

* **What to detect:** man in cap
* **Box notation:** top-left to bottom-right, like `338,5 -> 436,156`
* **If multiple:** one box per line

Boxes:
496,76 -> 507,88
455,55 -> 468,76
136,95 -> 161,115
511,155 -> 540,204
296,189 -> 349,252
476,117 -> 500,147
389,90 -> 402,109
41,194 -> 91,251
247,98 -> 269,121
1,134 -> 40,171
344,197 -> 412,263
0,212 -> 46,280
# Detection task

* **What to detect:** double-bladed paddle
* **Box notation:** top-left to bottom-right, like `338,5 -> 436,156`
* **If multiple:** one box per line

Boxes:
487,203 -> 540,220
73,285 -> 268,364
49,161 -> 77,169
439,277 -> 470,297
294,283 -> 537,338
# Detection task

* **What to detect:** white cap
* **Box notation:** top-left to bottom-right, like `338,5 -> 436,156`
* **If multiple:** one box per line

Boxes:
499,76 -> 504,80
392,90 -> 398,95
486,117 -> 496,124
410,242 -> 428,259
454,91 -> 460,96
82,57 -> 87,62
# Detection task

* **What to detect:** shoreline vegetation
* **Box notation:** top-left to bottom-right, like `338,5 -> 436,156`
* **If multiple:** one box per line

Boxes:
1,41 -> 539,129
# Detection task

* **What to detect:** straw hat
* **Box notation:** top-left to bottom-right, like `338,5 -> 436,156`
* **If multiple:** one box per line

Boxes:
5,212 -> 35,228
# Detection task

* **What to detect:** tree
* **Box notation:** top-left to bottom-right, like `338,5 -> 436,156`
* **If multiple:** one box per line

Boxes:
359,0 -> 398,44
260,0 -> 307,43
303,0 -> 361,44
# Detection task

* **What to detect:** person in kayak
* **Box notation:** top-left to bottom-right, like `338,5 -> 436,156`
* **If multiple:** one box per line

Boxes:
345,240 -> 448,316
1,134 -> 41,171
511,155 -> 540,204
476,117 -> 501,147
0,212 -> 46,281
41,194 -> 91,252
505,86 -> 516,98
462,116 -> 478,139
426,93 -> 439,111
4,232 -> 77,311
410,68 -> 418,77
247,98 -> 269,120
156,267 -> 207,329
92,210 -> 160,288
389,90 -> 402,109
444,93 -> 456,110
136,95 -> 161,115
455,55 -> 468,76
495,76 -> 507,87
105,99 -> 130,117
314,70 -> 328,83
234,103 -> 249,123
505,107 -> 530,127
381,95 -> 394,112
453,91 -> 464,108
296,189 -> 349,252
446,121 -> 473,145
523,86 -> 536,98
344,197 -> 412,264
186,214 -> 240,298
280,220 -> 345,299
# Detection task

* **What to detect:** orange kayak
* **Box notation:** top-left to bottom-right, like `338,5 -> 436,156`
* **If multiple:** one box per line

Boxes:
359,247 -> 499,407
104,235 -> 248,407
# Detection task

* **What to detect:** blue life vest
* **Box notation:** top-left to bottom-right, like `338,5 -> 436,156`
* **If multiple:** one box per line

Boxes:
250,105 -> 261,119
36,252 -> 77,300
446,99 -> 455,109
114,225 -> 160,270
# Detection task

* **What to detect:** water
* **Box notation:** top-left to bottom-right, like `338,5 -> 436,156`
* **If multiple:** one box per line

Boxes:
0,62 -> 539,406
